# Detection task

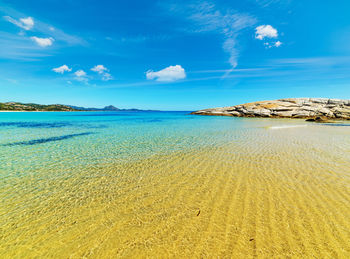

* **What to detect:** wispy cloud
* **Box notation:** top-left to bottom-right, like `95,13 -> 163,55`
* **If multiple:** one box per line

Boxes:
0,31 -> 53,60
164,1 -> 257,69
102,73 -> 113,81
4,16 -> 34,30
2,12 -> 83,45
0,5 -> 85,60
255,0 -> 292,8
190,68 -> 267,74
272,56 -> 350,67
5,78 -> 19,84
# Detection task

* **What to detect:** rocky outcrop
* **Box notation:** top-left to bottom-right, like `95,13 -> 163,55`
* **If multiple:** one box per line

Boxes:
191,98 -> 350,120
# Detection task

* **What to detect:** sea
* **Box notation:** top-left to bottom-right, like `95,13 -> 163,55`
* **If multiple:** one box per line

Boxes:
1,111 -> 350,258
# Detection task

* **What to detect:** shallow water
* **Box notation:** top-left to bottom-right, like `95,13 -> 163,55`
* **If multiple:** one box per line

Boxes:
1,111 -> 350,258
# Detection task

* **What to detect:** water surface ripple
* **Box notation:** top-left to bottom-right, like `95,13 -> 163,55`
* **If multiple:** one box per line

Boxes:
0,111 -> 349,258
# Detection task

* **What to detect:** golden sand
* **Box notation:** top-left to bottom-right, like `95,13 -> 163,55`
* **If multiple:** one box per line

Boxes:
1,125 -> 350,258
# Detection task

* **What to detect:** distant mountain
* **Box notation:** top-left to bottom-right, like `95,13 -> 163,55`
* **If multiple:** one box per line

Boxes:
0,102 -> 159,112
66,105 -> 116,111
66,104 -> 158,112
103,105 -> 120,111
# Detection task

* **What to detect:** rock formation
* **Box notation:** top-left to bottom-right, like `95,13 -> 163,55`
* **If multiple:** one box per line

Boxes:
191,98 -> 350,120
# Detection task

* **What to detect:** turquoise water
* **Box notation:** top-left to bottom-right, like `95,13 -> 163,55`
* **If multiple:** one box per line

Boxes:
0,111 -> 259,175
1,111 -> 348,176
1,111 -> 350,258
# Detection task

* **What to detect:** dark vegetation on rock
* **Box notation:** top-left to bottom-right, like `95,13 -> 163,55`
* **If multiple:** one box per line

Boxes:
0,102 -> 78,111
0,102 -> 157,112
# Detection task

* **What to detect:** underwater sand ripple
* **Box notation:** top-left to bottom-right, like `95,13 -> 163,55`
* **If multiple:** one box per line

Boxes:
0,124 -> 350,258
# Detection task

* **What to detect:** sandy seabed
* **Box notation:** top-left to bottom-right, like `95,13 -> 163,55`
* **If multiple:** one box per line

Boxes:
1,124 -> 350,258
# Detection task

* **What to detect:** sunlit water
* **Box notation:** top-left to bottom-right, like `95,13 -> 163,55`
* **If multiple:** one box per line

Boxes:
1,111 -> 350,258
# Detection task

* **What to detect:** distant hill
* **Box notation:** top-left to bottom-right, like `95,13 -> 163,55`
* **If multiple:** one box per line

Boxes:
0,102 -> 78,111
67,105 -> 119,111
0,102 -> 158,112
66,104 -> 158,112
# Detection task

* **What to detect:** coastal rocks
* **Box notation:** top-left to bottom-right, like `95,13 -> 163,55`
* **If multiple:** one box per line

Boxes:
305,116 -> 330,123
191,98 -> 350,120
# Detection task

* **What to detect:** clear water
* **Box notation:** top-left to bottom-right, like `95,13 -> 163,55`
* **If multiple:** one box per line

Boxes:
1,111 -> 350,258
0,111 -> 291,174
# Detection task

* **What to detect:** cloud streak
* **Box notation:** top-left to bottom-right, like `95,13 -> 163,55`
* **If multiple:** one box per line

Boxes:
0,31 -> 53,60
1,5 -> 85,50
4,16 -> 34,30
165,1 -> 256,68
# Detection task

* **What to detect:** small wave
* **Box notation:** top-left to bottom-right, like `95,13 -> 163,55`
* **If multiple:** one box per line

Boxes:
268,125 -> 307,130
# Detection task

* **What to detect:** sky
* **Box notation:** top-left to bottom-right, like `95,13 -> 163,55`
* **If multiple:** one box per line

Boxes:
0,0 -> 349,110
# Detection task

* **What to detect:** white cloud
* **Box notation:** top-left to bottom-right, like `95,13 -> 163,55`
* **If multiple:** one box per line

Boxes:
275,41 -> 282,47
52,65 -> 72,74
91,64 -> 108,74
75,70 -> 86,77
74,69 -> 88,81
91,65 -> 113,81
30,36 -> 54,47
146,65 -> 186,82
4,16 -> 34,30
264,42 -> 271,48
102,73 -> 113,81
20,17 -> 34,30
255,25 -> 278,40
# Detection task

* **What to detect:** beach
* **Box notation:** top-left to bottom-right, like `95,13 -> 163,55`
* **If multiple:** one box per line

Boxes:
1,111 -> 350,257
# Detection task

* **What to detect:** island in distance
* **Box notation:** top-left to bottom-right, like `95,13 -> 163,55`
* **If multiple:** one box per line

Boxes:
0,102 -> 158,112
191,98 -> 350,121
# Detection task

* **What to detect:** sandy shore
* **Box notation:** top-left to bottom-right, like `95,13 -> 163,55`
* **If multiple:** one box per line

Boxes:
1,123 -> 349,258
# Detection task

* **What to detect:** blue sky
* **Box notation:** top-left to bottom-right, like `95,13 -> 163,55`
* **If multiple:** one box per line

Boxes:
0,0 -> 349,110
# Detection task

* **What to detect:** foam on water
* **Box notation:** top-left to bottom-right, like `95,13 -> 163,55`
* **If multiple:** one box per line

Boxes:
1,112 -> 350,258
268,125 -> 307,129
